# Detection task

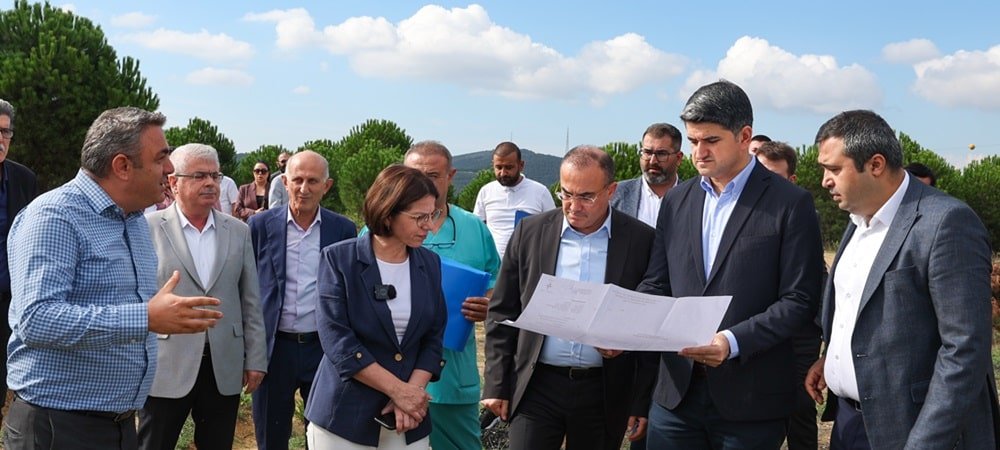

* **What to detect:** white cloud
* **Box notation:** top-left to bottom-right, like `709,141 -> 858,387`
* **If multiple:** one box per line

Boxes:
245,5 -> 686,101
58,4 -> 75,13
682,36 -> 881,114
122,28 -> 254,62
292,85 -> 310,95
911,44 -> 1000,110
111,12 -> 157,29
882,39 -> 940,64
185,68 -> 253,87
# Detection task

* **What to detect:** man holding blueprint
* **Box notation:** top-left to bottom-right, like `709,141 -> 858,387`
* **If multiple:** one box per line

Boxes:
483,146 -> 656,450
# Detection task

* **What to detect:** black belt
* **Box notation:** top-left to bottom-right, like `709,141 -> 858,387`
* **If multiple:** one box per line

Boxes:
537,363 -> 603,380
276,330 -> 319,343
15,395 -> 136,423
842,397 -> 863,412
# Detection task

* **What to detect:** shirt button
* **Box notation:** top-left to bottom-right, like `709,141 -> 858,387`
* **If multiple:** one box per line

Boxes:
394,353 -> 403,362
355,352 -> 363,359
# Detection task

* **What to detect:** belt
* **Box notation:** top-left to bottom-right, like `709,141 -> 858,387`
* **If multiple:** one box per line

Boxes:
276,330 -> 319,343
537,363 -> 603,380
842,397 -> 863,412
15,396 -> 136,423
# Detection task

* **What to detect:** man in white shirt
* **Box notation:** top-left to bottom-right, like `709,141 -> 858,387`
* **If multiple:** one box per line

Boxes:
474,142 -> 555,257
805,110 -> 999,449
610,123 -> 683,227
217,174 -> 238,215
268,151 -> 291,210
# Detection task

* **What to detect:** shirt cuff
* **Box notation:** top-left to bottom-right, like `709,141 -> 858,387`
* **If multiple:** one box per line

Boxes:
721,330 -> 739,359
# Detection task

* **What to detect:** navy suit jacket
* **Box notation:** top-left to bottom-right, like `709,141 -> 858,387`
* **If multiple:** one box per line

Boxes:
304,234 -> 447,446
247,206 -> 357,358
637,161 -> 825,421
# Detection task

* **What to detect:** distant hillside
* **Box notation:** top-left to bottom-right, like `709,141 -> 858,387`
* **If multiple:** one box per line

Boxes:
452,149 -> 561,192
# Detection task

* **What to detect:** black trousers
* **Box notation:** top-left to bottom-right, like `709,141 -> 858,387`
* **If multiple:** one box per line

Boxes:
252,333 -> 323,450
786,334 -> 821,450
830,398 -> 871,450
508,365 -> 607,450
137,348 -> 240,450
0,289 -> 11,422
4,396 -> 138,450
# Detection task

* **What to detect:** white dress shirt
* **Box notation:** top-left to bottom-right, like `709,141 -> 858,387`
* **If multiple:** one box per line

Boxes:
269,175 -> 288,210
637,176 -> 678,227
177,205 -> 217,288
217,175 -> 239,216
825,174 -> 910,402
473,176 -> 556,258
279,208 -> 322,333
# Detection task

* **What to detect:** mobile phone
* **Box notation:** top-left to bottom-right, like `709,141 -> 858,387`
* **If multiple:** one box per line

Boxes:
374,412 -> 396,430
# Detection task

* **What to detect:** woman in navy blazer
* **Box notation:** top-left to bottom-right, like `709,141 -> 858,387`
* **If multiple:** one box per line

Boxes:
306,165 -> 447,449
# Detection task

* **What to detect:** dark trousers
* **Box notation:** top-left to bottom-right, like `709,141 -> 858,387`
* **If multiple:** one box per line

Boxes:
4,396 -> 138,450
830,398 -> 871,450
137,349 -> 240,450
0,289 -> 11,422
647,375 -> 786,450
786,335 -> 821,450
508,364 -> 607,450
252,333 -> 323,450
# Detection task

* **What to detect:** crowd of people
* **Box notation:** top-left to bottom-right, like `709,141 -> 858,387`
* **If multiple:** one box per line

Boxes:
0,78 -> 997,450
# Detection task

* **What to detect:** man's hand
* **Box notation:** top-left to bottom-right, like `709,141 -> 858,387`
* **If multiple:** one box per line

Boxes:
626,416 -> 647,441
461,296 -> 489,322
596,347 -> 623,359
148,271 -> 223,334
678,332 -> 730,367
804,356 -> 827,404
243,370 -> 265,393
481,398 -> 509,421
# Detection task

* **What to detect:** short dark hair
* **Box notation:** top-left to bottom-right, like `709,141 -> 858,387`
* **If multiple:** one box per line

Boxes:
680,80 -> 753,135
406,140 -> 453,168
492,141 -> 521,160
904,162 -> 937,186
81,107 -> 167,178
814,110 -> 902,172
562,145 -> 615,185
756,141 -> 798,176
254,160 -> 270,172
751,134 -> 772,143
641,123 -> 682,152
364,164 -> 439,237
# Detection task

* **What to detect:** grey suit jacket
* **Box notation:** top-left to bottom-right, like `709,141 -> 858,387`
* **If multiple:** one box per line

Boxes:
147,207 -> 267,398
609,177 -> 642,217
822,178 -> 1000,449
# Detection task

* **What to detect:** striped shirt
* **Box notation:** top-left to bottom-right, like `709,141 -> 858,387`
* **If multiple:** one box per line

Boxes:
7,170 -> 157,412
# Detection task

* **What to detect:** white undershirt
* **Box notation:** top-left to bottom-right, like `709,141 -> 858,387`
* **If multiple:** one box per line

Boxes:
376,257 -> 412,343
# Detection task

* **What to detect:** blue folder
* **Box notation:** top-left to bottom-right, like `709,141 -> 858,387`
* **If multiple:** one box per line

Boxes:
439,256 -> 491,351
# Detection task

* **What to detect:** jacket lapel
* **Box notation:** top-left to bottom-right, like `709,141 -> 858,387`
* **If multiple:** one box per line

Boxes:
684,182 -> 708,287
401,252 -> 429,347
604,210 -> 627,285
202,211 -> 229,293
357,234 -> 401,349
705,164 -> 768,288
823,223 -> 856,341
540,212 -> 561,276
266,209 -> 288,301
856,180 -> 922,315
161,207 -> 205,291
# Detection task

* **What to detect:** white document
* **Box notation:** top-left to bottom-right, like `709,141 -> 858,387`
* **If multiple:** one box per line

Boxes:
501,273 -> 732,351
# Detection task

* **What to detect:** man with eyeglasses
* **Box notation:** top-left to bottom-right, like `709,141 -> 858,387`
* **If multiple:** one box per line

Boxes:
138,143 -> 267,449
0,98 -> 38,426
484,145 -> 656,450
268,151 -> 292,211
611,123 -> 684,227
372,141 -> 501,450
474,142 -> 556,258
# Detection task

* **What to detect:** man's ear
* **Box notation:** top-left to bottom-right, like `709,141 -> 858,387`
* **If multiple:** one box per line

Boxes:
868,154 -> 888,177
109,154 -> 132,180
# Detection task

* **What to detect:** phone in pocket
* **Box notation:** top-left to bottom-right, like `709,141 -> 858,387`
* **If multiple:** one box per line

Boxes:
374,412 -> 396,430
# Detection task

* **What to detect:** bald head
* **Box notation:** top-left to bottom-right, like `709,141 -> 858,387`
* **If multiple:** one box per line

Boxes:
286,150 -> 329,181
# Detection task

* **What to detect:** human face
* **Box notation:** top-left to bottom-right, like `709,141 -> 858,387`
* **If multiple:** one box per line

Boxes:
170,158 -> 220,214
253,163 -> 269,184
283,153 -> 333,217
387,195 -> 437,248
0,114 -> 11,164
404,153 -> 454,210
818,137 -> 879,218
756,155 -> 794,181
559,163 -> 616,235
277,153 -> 289,170
639,134 -> 682,185
686,122 -> 751,192
492,153 -> 523,187
133,126 -> 173,211
748,140 -> 766,155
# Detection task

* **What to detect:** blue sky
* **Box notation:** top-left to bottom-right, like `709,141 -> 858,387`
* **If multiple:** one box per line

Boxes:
21,1 -> 1000,167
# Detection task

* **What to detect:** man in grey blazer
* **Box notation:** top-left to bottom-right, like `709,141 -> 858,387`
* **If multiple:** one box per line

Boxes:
139,144 -> 267,450
610,122 -> 683,227
805,110 -> 1000,449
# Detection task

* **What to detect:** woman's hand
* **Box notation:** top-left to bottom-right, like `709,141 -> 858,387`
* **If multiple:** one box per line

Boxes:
388,381 -> 431,422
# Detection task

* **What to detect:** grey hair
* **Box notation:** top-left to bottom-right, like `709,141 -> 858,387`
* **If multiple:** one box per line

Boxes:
562,145 -> 615,185
680,80 -> 753,135
814,110 -> 902,172
170,143 -> 220,174
81,107 -> 167,178
406,140 -> 453,168
0,99 -> 14,124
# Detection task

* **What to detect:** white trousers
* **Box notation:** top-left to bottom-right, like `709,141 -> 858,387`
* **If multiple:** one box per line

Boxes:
306,423 -> 430,450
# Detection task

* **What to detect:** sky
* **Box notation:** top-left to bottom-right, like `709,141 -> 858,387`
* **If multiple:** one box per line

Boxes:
18,0 -> 1000,167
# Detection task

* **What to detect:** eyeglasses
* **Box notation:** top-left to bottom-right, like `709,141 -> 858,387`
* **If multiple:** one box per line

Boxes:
0,128 -> 13,139
174,171 -> 224,182
424,214 -> 456,249
638,148 -> 680,161
556,186 -> 608,205
253,169 -> 269,174
399,208 -> 442,227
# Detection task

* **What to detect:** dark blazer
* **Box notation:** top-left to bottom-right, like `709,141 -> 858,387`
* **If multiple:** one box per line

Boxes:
304,234 -> 447,446
609,178 -> 642,217
637,162 -> 824,421
247,206 -> 357,358
483,208 -> 657,449
3,159 -> 38,238
821,179 -> 999,449
236,183 -> 269,221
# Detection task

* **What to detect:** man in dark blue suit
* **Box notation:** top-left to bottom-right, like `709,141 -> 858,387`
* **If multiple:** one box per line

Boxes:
248,150 -> 356,450
638,81 -> 824,449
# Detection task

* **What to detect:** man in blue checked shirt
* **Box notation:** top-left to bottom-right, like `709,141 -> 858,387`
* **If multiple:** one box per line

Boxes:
4,107 -> 225,450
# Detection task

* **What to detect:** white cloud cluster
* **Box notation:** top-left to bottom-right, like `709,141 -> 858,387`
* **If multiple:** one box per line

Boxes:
682,36 -> 882,114
910,44 -> 1000,110
122,29 -> 254,62
111,12 -> 156,29
185,68 -> 253,87
882,38 -> 940,64
245,5 -> 686,101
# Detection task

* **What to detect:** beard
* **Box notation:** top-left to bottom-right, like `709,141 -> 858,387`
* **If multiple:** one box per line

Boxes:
497,175 -> 520,187
643,169 -> 673,185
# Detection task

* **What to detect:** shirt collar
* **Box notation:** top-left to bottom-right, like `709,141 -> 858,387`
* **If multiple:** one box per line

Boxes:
502,175 -> 526,192
286,206 -> 322,231
699,156 -> 756,198
849,172 -> 910,229
74,169 -> 138,219
176,203 -> 216,231
641,174 -> 679,197
560,207 -> 613,238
